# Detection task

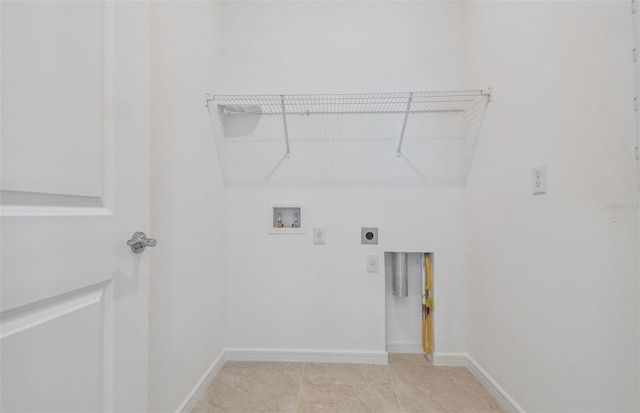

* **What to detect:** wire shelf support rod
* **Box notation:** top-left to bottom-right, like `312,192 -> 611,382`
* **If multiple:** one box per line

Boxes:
281,95 -> 291,158
396,92 -> 414,157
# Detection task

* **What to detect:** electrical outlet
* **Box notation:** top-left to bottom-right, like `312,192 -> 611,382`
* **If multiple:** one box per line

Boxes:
532,164 -> 547,194
313,226 -> 325,244
367,253 -> 379,273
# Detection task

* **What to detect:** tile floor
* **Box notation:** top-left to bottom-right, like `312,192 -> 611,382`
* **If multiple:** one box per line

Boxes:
191,354 -> 504,413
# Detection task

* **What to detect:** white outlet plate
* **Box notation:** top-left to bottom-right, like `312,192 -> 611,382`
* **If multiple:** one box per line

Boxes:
313,226 -> 325,244
367,253 -> 379,273
532,164 -> 547,194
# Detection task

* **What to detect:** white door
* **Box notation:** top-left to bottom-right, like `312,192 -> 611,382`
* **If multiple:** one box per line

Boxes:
1,2 -> 151,412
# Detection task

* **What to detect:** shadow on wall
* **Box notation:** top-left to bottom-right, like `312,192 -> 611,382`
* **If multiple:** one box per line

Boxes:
206,93 -> 490,187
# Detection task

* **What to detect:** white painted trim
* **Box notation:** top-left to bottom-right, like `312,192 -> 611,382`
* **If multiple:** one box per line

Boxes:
0,206 -> 114,217
101,0 -> 115,214
175,350 -> 227,413
466,355 -> 525,413
0,0 -> 115,218
225,348 -> 388,365
386,342 -> 423,354
0,283 -> 107,339
171,349 -> 524,413
432,353 -> 524,412
0,281 -> 114,412
102,280 -> 114,413
432,352 -> 468,367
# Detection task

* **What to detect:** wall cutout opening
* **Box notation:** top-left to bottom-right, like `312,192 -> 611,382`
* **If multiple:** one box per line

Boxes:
385,252 -> 434,359
269,203 -> 305,234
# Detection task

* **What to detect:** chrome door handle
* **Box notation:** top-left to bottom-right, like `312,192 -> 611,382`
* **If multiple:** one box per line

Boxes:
127,231 -> 157,253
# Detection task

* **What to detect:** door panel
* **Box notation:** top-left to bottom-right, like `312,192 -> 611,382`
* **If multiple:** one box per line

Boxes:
0,1 -> 150,412
1,1 -> 103,198
1,283 -> 110,413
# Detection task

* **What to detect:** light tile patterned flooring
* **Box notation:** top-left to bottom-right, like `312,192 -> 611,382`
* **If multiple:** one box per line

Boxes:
191,354 -> 504,413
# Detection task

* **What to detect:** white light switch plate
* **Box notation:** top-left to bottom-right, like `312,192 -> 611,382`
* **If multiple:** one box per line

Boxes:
532,164 -> 547,194
367,253 -> 379,273
313,226 -> 325,244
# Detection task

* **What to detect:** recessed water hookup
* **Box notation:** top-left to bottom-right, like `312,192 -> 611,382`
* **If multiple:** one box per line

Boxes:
361,227 -> 378,244
269,202 -> 305,234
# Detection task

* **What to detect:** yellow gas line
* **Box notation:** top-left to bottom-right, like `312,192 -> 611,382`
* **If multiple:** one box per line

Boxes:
422,254 -> 433,355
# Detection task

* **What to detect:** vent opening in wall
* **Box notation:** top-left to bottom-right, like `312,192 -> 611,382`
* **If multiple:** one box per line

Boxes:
269,203 -> 305,234
385,252 -> 434,356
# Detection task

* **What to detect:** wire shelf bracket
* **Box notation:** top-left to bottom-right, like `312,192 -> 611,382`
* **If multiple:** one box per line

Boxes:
205,89 -> 492,158
205,93 -> 214,107
396,92 -> 414,157
280,95 -> 291,158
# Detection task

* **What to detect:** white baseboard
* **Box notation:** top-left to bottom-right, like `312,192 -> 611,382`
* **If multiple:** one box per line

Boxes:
432,352 -> 468,367
466,355 -> 525,413
433,353 -> 523,412
174,348 -> 523,413
385,342 -> 424,354
175,350 -> 226,413
225,348 -> 388,365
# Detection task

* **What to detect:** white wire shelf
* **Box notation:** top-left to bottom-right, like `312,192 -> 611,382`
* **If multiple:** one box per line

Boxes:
205,89 -> 491,158
207,90 -> 489,116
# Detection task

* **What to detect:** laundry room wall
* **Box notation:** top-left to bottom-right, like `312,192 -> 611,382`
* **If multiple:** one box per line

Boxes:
221,1 -> 471,357
149,2 -> 226,411
464,1 -> 639,411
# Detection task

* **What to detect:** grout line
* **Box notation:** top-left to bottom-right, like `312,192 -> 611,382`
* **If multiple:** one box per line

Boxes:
385,361 -> 406,411
293,362 -> 305,412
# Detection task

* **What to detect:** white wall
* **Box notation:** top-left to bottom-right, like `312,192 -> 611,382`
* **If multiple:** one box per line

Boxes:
636,6 -> 640,403
220,1 -> 465,95
465,2 -> 639,411
149,2 -> 226,412
222,1 -> 470,356
226,187 -> 467,353
148,1 -> 639,410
